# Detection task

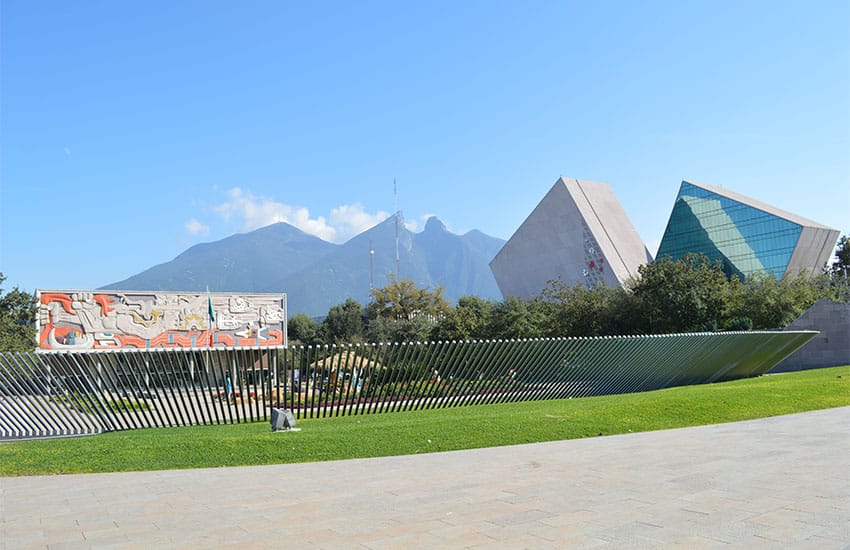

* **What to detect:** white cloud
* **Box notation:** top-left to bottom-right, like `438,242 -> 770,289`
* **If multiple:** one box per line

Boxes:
185,218 -> 210,236
400,212 -> 438,233
330,204 -> 390,242
213,187 -> 390,243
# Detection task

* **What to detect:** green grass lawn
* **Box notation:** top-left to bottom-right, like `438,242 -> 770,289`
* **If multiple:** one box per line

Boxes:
2,365 -> 848,476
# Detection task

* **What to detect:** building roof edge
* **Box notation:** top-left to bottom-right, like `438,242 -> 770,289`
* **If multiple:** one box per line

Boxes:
682,180 -> 837,231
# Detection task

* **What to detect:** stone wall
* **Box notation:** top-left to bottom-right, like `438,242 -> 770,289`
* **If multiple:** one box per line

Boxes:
771,300 -> 850,372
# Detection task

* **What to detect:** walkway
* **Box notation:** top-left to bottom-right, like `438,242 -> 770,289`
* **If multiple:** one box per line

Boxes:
2,407 -> 849,548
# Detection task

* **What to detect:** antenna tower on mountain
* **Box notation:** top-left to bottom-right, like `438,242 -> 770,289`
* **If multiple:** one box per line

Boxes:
394,179 -> 400,278
369,239 -> 375,293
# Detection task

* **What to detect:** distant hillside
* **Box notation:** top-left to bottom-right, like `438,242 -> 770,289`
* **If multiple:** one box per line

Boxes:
101,215 -> 505,317
101,223 -> 336,293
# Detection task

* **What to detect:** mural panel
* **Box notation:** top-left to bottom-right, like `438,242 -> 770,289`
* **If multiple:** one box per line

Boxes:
36,290 -> 287,351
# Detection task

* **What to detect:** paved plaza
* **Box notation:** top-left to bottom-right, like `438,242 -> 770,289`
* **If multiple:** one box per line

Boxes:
2,407 -> 849,548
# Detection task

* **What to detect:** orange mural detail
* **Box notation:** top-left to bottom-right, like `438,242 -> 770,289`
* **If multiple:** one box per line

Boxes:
93,294 -> 116,317
263,329 -> 284,346
117,334 -> 148,348
41,293 -> 76,315
52,325 -> 78,338
37,290 -> 287,351
39,322 -> 52,348
213,333 -> 235,347
147,333 -> 171,348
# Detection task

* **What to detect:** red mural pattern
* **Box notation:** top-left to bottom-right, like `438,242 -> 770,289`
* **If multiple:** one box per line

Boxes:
38,291 -> 286,351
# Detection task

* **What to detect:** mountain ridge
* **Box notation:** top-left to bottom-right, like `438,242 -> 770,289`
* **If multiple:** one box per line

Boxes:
101,215 -> 505,317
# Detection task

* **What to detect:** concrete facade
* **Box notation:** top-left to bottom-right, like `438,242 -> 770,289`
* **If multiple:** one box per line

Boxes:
772,300 -> 850,372
786,225 -> 844,277
489,177 -> 651,299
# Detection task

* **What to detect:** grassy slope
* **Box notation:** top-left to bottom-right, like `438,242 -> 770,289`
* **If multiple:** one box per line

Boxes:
1,366 -> 848,476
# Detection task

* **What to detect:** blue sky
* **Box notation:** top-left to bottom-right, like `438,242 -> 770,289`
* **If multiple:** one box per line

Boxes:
2,1 -> 848,293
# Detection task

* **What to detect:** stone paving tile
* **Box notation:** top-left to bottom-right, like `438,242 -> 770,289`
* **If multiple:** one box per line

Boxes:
428,520 -> 507,544
802,534 -> 850,549
484,508 -> 556,527
2,406 -> 848,548
4,533 -> 47,550
476,523 -> 565,547
540,510 -> 604,528
360,531 -> 448,549
541,533 -> 611,548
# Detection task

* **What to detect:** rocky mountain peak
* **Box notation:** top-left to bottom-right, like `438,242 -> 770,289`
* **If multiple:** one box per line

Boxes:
424,216 -> 448,233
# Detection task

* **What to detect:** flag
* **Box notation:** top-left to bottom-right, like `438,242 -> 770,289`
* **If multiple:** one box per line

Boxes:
207,288 -> 216,347
208,294 -> 216,323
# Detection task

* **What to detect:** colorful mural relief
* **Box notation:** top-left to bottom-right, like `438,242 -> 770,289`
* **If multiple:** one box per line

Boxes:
581,219 -> 607,287
37,291 -> 287,351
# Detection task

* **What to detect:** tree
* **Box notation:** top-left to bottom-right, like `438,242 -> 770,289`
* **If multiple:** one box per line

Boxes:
366,315 -> 434,343
539,280 -> 621,337
628,254 -> 730,333
596,286 -> 645,335
0,273 -> 37,352
323,298 -> 364,343
485,296 -> 546,339
729,272 -> 826,329
367,276 -> 449,321
431,295 -> 495,341
832,235 -> 850,280
287,313 -> 321,346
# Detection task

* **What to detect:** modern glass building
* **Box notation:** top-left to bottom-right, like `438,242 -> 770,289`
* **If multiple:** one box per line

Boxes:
657,181 -> 839,280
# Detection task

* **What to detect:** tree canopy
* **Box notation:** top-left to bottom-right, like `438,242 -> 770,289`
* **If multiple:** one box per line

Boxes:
628,254 -> 730,333
832,235 -> 850,279
287,313 -> 321,346
309,253 -> 845,345
0,273 -> 37,352
323,298 -> 364,343
366,276 -> 449,321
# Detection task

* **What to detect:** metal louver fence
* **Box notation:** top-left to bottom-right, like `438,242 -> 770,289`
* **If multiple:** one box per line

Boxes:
0,331 -> 817,440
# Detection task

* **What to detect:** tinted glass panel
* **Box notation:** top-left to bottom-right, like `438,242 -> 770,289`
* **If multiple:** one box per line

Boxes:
657,182 -> 801,279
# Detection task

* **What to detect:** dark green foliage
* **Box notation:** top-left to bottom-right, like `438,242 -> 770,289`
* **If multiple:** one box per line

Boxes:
0,274 -> 37,352
724,317 -> 753,331
726,272 -> 828,329
364,277 -> 448,342
832,235 -> 850,277
827,235 -> 850,303
323,298 -> 364,343
485,296 -> 546,339
288,313 -> 322,346
539,281 -> 624,337
366,315 -> 434,343
312,252 -> 841,342
489,253 -> 840,337
431,295 -> 495,341
628,254 -> 730,333
367,276 -> 449,321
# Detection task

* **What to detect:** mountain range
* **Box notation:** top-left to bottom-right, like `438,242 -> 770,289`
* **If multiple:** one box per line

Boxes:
101,215 -> 506,317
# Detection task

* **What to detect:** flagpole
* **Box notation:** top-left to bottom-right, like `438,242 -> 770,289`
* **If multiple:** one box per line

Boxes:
207,286 -> 216,348
206,286 -> 218,401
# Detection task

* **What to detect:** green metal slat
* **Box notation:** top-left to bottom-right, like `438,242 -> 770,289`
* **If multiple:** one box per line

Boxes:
0,331 -> 822,439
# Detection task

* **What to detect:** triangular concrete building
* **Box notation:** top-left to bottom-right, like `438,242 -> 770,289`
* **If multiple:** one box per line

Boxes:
490,177 -> 652,299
